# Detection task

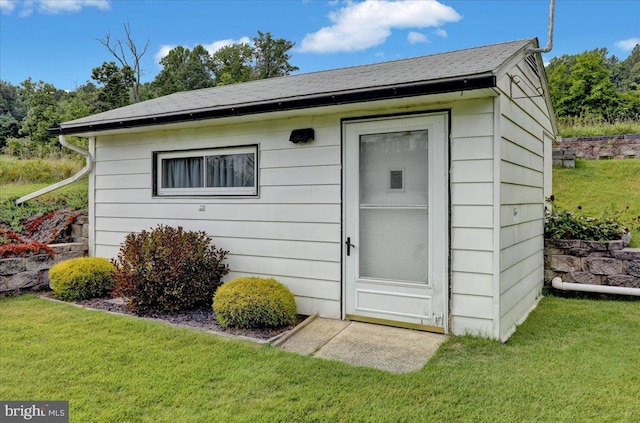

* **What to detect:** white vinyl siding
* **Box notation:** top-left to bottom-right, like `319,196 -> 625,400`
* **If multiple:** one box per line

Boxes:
448,98 -> 496,336
92,116 -> 343,318
88,71 -> 554,338
496,55 -> 554,341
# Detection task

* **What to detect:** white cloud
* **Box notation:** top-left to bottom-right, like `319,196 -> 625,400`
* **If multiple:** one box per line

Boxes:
615,37 -> 640,51
407,31 -> 427,44
299,0 -> 461,53
433,28 -> 448,38
154,37 -> 252,65
0,0 -> 17,14
155,44 -> 177,64
4,0 -> 109,16
202,37 -> 251,56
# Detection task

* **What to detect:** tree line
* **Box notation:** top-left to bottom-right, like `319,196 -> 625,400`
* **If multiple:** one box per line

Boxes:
545,44 -> 640,125
0,28 -> 297,156
1,33 -> 638,157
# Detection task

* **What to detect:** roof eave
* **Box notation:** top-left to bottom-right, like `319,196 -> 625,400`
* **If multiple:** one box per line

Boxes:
50,74 -> 497,136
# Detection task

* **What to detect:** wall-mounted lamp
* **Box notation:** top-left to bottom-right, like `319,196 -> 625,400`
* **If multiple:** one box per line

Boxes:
289,128 -> 315,144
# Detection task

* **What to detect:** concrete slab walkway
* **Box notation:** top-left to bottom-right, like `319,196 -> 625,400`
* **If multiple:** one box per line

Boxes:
277,317 -> 447,373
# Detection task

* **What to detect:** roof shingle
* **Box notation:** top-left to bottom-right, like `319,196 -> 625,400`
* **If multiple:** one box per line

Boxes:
58,38 -> 535,133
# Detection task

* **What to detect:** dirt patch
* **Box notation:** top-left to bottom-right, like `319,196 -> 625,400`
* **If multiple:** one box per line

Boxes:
55,294 -> 305,341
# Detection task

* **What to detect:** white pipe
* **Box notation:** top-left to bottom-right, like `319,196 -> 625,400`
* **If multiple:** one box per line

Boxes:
529,0 -> 555,53
552,277 -> 640,297
15,135 -> 93,205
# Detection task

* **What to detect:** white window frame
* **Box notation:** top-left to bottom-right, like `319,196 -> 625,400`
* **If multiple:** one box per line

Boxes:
155,145 -> 258,197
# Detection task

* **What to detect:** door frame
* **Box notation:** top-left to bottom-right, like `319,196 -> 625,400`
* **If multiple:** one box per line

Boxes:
341,110 -> 450,334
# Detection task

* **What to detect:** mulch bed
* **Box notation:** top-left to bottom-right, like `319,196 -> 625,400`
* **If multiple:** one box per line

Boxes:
51,294 -> 305,342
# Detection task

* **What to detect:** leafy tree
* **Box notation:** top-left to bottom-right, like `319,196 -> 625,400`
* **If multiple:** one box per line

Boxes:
152,45 -> 215,96
98,22 -> 149,103
212,43 -> 253,85
0,81 -> 26,147
251,31 -> 298,79
564,51 -> 618,117
0,114 -> 21,148
137,82 -> 158,102
58,90 -> 93,122
545,48 -> 639,121
18,78 -> 60,144
91,62 -> 135,112
612,44 -> 640,91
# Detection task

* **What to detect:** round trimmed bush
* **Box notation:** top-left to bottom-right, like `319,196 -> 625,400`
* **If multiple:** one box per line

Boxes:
213,277 -> 297,329
49,257 -> 115,301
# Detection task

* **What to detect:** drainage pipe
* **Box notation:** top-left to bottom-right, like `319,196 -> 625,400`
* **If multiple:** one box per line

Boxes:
15,135 -> 93,205
529,0 -> 555,53
552,277 -> 640,297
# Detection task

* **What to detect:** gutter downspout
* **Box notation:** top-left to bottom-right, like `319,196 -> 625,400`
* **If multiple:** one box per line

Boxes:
529,0 -> 555,53
552,277 -> 640,297
15,135 -> 93,205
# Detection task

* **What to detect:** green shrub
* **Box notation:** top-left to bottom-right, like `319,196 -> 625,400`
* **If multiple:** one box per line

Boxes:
544,197 -> 629,241
49,257 -> 115,301
213,277 -> 297,329
112,225 -> 229,315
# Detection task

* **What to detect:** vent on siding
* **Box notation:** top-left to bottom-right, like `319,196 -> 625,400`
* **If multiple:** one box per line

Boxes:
389,169 -> 404,191
525,54 -> 540,77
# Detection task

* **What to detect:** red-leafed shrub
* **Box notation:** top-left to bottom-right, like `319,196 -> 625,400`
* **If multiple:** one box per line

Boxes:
112,225 -> 229,315
0,226 -> 54,258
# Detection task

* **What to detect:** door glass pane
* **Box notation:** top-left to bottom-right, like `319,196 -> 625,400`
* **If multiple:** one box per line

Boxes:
359,209 -> 428,282
359,130 -> 428,283
359,130 -> 428,206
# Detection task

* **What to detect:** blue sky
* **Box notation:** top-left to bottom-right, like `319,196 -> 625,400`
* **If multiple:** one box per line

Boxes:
1,0 -> 638,91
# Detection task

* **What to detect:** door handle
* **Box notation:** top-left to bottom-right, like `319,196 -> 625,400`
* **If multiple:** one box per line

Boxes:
345,237 -> 355,256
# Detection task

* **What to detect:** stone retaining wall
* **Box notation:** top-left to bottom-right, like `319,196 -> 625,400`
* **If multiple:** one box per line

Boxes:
556,134 -> 640,160
0,212 -> 89,294
544,237 -> 640,288
0,243 -> 88,293
552,148 -> 576,168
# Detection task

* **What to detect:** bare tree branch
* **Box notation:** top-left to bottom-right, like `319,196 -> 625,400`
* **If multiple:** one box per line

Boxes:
97,22 -> 149,103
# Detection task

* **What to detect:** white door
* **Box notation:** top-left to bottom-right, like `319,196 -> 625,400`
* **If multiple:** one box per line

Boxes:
344,113 -> 449,333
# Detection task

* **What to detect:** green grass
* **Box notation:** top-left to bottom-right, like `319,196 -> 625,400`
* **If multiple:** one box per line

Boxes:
558,116 -> 640,138
0,179 -> 88,203
1,295 -> 639,422
0,154 -> 87,203
552,159 -> 640,247
0,154 -> 83,185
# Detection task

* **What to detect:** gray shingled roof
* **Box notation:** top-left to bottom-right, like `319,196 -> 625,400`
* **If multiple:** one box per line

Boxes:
56,38 -> 535,134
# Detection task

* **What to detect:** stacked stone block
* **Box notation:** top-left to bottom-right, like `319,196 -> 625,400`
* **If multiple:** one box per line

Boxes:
0,212 -> 89,294
555,134 -> 640,160
544,237 -> 640,288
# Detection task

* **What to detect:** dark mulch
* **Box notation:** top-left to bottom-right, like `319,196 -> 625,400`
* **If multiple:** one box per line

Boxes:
65,295 -> 306,341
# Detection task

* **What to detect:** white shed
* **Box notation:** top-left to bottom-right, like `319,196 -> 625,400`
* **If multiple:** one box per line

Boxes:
51,38 -> 557,341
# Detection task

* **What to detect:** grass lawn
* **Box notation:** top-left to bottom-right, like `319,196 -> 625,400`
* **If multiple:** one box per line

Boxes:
0,179 -> 88,203
553,159 -> 640,247
1,295 -> 639,422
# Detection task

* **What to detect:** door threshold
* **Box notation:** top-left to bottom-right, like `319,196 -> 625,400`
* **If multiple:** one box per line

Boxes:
345,314 -> 445,334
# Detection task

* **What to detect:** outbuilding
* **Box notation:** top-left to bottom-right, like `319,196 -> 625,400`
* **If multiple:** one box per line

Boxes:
50,38 -> 557,341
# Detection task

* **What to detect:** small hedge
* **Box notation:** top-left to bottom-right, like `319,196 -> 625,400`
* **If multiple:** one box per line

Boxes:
112,225 -> 228,315
49,257 -> 115,301
213,277 -> 297,329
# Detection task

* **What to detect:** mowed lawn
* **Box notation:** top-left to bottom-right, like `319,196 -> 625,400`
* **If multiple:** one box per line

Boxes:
1,295 -> 639,422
